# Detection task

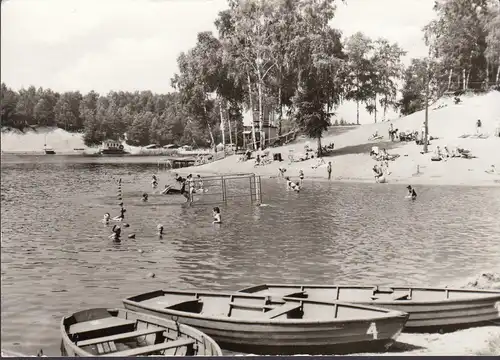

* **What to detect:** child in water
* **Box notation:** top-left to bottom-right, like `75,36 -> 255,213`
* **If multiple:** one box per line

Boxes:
151,175 -> 158,189
157,224 -> 164,237
285,177 -> 300,192
103,213 -> 111,224
109,225 -> 121,241
212,207 -> 222,224
142,193 -> 148,202
406,185 -> 417,200
112,207 -> 126,221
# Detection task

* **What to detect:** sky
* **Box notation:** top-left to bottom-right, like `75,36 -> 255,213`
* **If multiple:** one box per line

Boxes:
1,0 -> 437,123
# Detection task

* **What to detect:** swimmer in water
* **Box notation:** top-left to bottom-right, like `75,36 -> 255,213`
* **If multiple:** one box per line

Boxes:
109,225 -> 121,241
103,213 -> 110,224
112,207 -> 126,221
157,224 -> 164,237
285,176 -> 300,192
212,207 -> 222,224
406,185 -> 417,200
142,193 -> 148,202
151,175 -> 159,189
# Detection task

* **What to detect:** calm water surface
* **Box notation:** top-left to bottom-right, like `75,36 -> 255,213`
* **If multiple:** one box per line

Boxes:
1,155 -> 500,355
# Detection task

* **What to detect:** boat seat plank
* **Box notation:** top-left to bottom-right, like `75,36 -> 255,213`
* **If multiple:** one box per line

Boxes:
76,328 -> 165,347
141,297 -> 199,309
69,317 -> 135,335
262,303 -> 301,319
165,299 -> 201,309
103,338 -> 195,357
229,302 -> 274,311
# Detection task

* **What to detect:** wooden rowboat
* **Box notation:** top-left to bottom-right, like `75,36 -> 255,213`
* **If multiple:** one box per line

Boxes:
60,307 -> 222,357
238,284 -> 500,333
123,289 -> 409,355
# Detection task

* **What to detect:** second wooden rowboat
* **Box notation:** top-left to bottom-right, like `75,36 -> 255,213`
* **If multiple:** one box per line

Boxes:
122,289 -> 409,355
238,283 -> 500,333
60,307 -> 222,357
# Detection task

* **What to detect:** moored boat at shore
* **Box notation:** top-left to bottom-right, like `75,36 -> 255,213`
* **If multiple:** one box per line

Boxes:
60,307 -> 222,357
122,289 -> 409,355
237,284 -> 500,333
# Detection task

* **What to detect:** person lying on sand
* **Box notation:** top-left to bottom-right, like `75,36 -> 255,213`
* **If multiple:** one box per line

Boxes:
311,158 -> 326,169
485,165 -> 498,175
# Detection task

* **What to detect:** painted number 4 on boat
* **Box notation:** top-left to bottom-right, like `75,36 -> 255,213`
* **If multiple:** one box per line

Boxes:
366,322 -> 378,339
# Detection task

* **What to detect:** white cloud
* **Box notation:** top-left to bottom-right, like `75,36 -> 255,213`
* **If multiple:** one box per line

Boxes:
1,0 -> 436,95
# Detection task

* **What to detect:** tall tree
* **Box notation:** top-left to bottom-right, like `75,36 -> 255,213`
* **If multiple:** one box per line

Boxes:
344,32 -> 375,125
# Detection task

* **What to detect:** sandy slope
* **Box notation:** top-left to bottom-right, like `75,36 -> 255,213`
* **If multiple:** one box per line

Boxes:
185,92 -> 500,187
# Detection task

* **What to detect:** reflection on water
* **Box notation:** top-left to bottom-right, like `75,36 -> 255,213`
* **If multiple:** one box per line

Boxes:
1,156 -> 500,355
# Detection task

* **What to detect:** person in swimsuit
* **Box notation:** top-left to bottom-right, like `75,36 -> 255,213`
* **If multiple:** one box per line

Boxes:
327,162 -> 332,180
212,207 -> 222,224
103,213 -> 111,224
112,207 -> 126,221
151,175 -> 158,189
109,225 -> 121,241
298,170 -> 304,186
406,185 -> 417,200
285,177 -> 300,192
157,224 -> 164,237
142,193 -> 148,202
196,174 -> 204,191
186,174 -> 196,202
372,164 -> 386,183
179,181 -> 190,202
278,167 -> 286,178
174,173 -> 184,184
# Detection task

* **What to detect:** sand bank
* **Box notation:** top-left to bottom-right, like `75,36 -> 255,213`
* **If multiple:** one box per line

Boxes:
0,126 -> 160,155
180,92 -> 500,187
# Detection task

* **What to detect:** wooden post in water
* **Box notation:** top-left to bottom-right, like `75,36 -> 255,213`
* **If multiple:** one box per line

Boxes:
249,175 -> 254,202
256,175 -> 262,204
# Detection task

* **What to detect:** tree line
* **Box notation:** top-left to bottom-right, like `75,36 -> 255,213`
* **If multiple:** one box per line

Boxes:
1,0 -> 499,150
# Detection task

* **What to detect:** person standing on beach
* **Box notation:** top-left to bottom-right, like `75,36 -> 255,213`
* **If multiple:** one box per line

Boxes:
298,170 -> 304,186
327,162 -> 332,180
476,119 -> 482,135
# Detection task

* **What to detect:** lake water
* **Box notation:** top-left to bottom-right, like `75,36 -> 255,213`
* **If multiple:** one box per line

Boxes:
1,155 -> 500,356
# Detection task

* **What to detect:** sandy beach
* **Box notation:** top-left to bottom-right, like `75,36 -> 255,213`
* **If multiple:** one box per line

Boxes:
2,92 -> 499,187
178,92 -> 500,187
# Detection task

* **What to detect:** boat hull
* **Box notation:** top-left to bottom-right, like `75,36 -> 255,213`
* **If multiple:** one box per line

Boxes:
123,290 -> 408,355
238,284 -> 500,333
123,304 -> 405,355
60,308 -> 222,357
